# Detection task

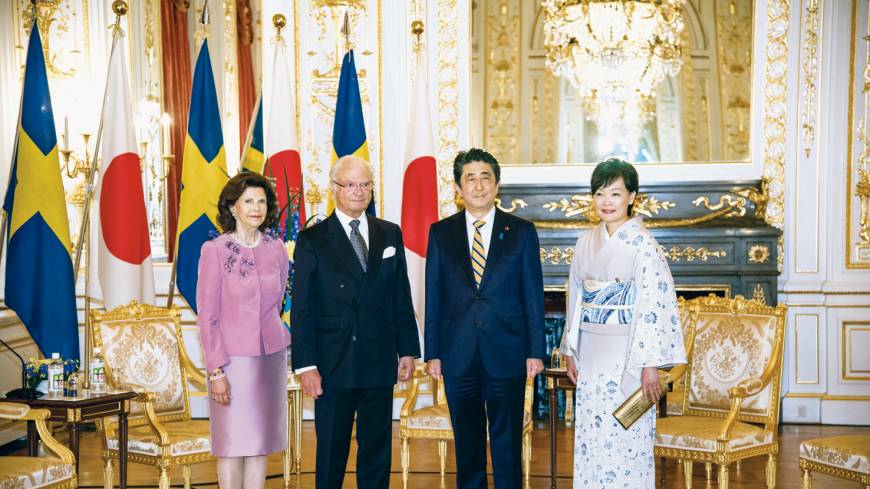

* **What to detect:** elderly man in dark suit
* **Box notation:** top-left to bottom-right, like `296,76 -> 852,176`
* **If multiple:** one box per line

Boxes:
291,155 -> 421,489
425,148 -> 545,489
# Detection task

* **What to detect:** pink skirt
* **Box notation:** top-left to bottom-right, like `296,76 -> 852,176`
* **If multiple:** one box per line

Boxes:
208,349 -> 288,457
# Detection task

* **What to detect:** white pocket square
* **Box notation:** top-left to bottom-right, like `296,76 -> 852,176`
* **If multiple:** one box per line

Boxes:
382,246 -> 396,259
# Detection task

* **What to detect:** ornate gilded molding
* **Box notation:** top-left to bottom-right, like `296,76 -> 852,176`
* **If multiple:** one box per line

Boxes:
437,0 -> 460,217
846,0 -> 870,268
495,198 -> 527,213
800,0 -> 822,158
716,0 -> 753,160
752,284 -> 767,304
761,0 -> 790,230
692,195 -> 748,218
542,193 -> 677,220
483,0 -> 520,165
540,246 -> 574,265
748,244 -> 772,264
17,0 -> 84,78
661,246 -> 728,263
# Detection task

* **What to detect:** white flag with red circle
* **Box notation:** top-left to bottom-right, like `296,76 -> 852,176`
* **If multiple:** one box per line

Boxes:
89,37 -> 155,309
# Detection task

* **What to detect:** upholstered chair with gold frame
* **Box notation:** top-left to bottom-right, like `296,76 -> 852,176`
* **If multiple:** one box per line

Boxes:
666,297 -> 696,416
398,364 -> 534,488
654,294 -> 786,489
0,402 -> 77,489
799,435 -> 870,488
89,301 -> 211,489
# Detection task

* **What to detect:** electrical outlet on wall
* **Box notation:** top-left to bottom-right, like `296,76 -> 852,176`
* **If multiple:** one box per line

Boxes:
797,405 -> 807,418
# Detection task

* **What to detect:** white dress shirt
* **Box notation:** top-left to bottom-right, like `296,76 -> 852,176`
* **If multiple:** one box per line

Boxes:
295,209 -> 370,375
334,208 -> 370,249
465,206 -> 496,256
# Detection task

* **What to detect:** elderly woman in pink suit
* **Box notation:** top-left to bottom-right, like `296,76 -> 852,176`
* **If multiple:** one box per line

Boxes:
196,172 -> 290,489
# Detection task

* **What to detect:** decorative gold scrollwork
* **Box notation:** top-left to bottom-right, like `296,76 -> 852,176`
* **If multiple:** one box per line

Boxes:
692,195 -> 747,218
495,198 -> 528,213
542,193 -> 675,221
661,246 -> 728,263
752,284 -> 767,304
539,246 -> 574,265
748,244 -> 772,264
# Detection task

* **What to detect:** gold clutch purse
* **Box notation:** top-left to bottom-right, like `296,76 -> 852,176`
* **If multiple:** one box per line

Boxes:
612,371 -> 670,430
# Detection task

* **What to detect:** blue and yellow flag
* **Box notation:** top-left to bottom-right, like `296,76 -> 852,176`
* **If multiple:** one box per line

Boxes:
240,94 -> 264,174
330,50 -> 375,216
176,40 -> 227,313
3,22 -> 79,360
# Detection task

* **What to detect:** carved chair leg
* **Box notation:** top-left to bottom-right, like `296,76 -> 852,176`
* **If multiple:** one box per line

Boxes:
158,467 -> 170,489
183,465 -> 192,489
401,437 -> 410,489
438,440 -> 447,478
683,460 -> 693,489
103,458 -> 114,489
705,462 -> 713,481
522,433 -> 531,482
801,468 -> 811,489
718,464 -> 729,489
766,454 -> 776,489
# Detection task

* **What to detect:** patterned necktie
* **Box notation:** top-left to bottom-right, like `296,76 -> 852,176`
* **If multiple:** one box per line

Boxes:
349,219 -> 368,272
471,219 -> 487,287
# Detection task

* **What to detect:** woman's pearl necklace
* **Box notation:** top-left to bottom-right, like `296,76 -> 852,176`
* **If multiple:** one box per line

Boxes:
233,230 -> 259,247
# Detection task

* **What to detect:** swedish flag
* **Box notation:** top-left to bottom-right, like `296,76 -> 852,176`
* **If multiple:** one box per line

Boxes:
331,50 -> 375,215
240,95 -> 264,174
3,23 -> 79,360
176,40 -> 227,313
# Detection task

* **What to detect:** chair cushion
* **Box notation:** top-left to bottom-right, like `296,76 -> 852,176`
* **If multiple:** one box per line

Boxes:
0,457 -> 73,489
406,405 -> 452,431
655,416 -> 773,452
106,420 -> 211,456
800,435 -> 870,474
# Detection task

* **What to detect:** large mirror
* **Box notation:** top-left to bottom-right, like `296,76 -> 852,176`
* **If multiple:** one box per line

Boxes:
471,0 -> 754,165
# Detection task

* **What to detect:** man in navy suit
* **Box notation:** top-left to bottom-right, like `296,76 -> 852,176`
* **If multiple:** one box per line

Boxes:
291,155 -> 421,489
425,148 -> 545,489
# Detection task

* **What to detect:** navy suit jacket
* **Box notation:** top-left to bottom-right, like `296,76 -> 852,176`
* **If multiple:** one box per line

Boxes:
290,212 -> 421,389
424,208 -> 545,378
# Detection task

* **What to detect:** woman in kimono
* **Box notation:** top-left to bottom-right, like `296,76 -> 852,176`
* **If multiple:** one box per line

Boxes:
560,158 -> 686,488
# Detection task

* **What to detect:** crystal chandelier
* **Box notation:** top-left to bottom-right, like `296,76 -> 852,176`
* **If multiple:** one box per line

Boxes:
543,0 -> 686,134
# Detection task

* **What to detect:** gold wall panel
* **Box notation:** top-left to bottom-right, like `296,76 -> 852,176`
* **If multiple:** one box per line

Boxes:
483,0 -> 521,165
842,321 -> 870,380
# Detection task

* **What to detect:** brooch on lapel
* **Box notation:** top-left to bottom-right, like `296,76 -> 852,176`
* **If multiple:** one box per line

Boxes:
499,225 -> 509,240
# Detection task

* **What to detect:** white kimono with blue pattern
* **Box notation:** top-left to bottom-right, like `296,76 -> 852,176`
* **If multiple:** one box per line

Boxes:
560,217 -> 686,489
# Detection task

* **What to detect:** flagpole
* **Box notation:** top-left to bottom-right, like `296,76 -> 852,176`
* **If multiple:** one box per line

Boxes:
72,1 -> 128,283
238,94 -> 261,173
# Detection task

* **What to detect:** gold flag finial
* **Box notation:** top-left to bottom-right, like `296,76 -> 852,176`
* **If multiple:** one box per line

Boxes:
199,0 -> 210,26
273,13 -> 286,37
341,10 -> 351,51
112,0 -> 128,16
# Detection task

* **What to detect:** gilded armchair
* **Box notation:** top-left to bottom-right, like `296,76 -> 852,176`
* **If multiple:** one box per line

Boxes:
799,435 -> 870,488
90,301 -> 211,489
398,364 -> 534,488
654,294 -> 786,489
0,402 -> 77,489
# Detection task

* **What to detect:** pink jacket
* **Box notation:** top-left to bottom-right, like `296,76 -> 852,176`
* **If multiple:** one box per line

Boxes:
196,232 -> 290,371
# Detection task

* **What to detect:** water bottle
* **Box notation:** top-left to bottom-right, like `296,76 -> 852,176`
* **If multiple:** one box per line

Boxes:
47,353 -> 64,397
91,347 -> 106,393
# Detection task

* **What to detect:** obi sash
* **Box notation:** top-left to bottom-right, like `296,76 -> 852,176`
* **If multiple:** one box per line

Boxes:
580,279 -> 636,325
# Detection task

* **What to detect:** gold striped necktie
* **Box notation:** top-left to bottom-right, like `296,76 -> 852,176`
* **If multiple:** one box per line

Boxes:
471,219 -> 487,287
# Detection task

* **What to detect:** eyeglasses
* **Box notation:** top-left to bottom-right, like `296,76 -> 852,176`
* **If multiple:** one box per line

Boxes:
332,180 -> 374,192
